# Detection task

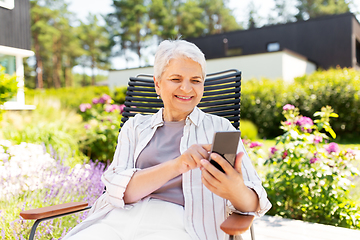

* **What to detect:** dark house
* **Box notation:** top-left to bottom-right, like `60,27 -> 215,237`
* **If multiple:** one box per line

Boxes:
187,13 -> 360,70
0,0 -> 34,109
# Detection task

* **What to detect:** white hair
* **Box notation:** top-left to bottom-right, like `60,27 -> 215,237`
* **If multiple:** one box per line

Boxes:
153,40 -> 206,80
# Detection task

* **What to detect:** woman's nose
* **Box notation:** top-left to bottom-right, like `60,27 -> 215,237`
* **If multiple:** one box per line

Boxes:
180,80 -> 192,92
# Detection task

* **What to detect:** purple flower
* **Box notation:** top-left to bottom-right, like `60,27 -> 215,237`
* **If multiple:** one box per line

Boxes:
84,124 -> 90,130
310,157 -> 320,164
79,103 -> 91,112
283,104 -> 295,111
313,136 -> 323,144
99,94 -> 112,104
324,142 -> 340,154
92,98 -> 100,104
269,146 -> 278,155
296,116 -> 313,133
249,141 -> 263,148
296,116 -> 313,127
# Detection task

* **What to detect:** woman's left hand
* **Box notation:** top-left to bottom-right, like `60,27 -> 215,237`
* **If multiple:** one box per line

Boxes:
200,152 -> 260,212
200,152 -> 245,201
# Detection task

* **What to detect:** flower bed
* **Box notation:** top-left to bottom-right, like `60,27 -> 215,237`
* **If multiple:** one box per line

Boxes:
0,140 -> 106,239
244,105 -> 360,229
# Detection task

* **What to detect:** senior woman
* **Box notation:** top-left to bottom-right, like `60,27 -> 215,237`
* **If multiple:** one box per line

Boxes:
63,40 -> 271,240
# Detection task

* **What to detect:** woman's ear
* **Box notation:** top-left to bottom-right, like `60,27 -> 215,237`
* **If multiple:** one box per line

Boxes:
154,76 -> 161,95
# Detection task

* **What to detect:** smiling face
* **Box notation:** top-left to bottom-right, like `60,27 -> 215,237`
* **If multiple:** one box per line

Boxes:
154,57 -> 204,122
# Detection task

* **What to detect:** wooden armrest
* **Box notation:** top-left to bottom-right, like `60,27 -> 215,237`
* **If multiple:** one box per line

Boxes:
20,202 -> 89,220
220,213 -> 255,236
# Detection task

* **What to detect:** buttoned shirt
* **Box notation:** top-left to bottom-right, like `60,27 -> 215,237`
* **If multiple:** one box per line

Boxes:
63,107 -> 271,240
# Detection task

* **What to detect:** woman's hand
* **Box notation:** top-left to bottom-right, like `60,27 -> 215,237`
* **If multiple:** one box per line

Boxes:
174,144 -> 211,174
200,152 -> 260,212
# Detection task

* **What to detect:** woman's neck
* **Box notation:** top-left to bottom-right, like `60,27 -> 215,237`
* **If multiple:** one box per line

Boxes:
162,108 -> 192,122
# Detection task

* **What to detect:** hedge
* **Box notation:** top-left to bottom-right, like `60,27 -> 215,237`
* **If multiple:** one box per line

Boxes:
241,68 -> 360,140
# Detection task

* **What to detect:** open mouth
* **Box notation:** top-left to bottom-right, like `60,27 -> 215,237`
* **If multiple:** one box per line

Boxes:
175,95 -> 193,100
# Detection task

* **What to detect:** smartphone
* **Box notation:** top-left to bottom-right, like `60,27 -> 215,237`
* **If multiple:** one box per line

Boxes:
209,131 -> 241,173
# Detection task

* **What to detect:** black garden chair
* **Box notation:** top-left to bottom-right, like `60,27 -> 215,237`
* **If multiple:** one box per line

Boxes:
20,69 -> 255,240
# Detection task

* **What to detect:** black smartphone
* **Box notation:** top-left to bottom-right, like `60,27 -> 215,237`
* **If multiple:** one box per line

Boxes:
209,131 -> 241,173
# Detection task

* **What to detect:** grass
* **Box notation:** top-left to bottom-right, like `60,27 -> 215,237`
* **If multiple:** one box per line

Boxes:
0,98 -> 88,167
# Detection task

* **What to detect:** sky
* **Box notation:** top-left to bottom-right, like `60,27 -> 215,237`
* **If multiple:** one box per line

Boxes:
66,0 -> 360,71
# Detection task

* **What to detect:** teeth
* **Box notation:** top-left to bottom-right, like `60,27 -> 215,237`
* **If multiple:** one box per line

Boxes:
177,96 -> 191,99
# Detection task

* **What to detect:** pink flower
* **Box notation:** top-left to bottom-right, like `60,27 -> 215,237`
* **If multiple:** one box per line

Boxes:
313,136 -> 323,144
105,104 -> 125,113
249,141 -> 263,148
99,94 -> 112,104
79,103 -> 91,112
284,121 -> 292,126
282,150 -> 288,159
84,124 -> 90,129
324,142 -> 340,154
92,98 -> 100,104
269,146 -> 278,155
310,152 -> 319,163
310,157 -> 319,164
345,148 -> 355,155
283,104 -> 295,111
296,116 -> 313,133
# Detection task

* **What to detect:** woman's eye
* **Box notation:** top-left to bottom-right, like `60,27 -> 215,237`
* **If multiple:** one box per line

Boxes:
192,79 -> 201,83
171,78 -> 180,81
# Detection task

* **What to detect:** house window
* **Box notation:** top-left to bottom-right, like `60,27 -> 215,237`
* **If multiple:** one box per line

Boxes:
267,42 -> 280,52
226,47 -> 243,56
356,39 -> 360,66
0,0 -> 14,10
0,54 -> 16,75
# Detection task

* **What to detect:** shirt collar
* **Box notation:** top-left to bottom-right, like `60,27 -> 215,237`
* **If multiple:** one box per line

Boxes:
150,106 -> 205,128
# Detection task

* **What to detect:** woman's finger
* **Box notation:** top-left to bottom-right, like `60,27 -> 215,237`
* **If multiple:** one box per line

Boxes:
209,152 -> 234,175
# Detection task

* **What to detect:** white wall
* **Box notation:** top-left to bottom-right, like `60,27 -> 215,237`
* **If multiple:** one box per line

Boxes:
108,50 -> 316,89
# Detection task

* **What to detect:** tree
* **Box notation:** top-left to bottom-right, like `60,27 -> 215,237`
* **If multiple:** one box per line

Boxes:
295,0 -> 351,21
148,0 -> 179,40
247,1 -> 259,29
30,0 -> 79,88
107,0 -> 153,67
30,0 -> 55,88
199,0 -> 240,34
107,0 -> 241,64
177,0 -> 208,38
78,14 -> 111,85
272,0 -> 297,24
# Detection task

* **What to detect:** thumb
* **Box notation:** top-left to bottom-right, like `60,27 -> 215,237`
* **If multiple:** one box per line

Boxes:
234,152 -> 244,173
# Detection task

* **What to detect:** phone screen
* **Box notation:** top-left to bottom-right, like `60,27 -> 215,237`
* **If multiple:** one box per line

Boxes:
209,131 -> 241,173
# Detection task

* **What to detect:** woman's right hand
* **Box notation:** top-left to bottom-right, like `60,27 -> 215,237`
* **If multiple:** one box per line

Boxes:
174,144 -> 211,174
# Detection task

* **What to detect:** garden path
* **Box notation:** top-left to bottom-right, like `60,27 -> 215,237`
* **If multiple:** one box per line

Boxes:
241,215 -> 360,240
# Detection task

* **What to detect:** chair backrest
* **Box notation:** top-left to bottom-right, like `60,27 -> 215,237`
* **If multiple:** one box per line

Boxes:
121,69 -> 241,129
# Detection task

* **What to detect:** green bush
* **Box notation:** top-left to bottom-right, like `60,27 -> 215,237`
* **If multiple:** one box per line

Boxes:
260,104 -> 360,229
112,86 -> 127,104
0,65 -> 18,119
240,119 -> 258,140
25,86 -> 110,110
1,100 -> 86,166
78,94 -> 124,163
294,68 -> 360,141
242,78 -> 289,137
241,68 -> 360,140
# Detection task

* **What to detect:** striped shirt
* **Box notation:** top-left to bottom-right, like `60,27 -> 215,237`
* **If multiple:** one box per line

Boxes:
63,107 -> 271,240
